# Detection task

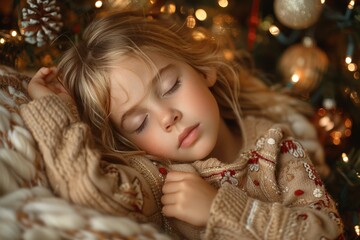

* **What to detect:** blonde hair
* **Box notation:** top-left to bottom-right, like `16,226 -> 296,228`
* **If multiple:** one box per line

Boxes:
57,11 -> 311,163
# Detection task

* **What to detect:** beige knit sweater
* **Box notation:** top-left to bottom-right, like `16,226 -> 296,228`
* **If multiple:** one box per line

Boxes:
20,95 -> 344,240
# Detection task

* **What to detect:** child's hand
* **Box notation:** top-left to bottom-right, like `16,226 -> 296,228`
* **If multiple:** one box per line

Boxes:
28,67 -> 71,102
161,171 -> 217,227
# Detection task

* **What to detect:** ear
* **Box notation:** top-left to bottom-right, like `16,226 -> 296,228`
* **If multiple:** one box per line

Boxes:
205,68 -> 217,87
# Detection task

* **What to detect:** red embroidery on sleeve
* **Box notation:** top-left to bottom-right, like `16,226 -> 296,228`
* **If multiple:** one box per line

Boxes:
247,150 -> 275,172
297,213 -> 308,220
294,189 -> 304,196
281,140 -> 306,158
159,167 -> 167,175
220,170 -> 239,186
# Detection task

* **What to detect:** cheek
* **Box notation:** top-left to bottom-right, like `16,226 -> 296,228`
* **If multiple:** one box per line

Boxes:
136,138 -> 158,152
184,87 -> 219,116
131,132 -> 168,156
138,140 -> 172,159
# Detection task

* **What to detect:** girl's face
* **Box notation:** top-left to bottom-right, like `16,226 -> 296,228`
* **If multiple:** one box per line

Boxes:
109,52 -> 220,162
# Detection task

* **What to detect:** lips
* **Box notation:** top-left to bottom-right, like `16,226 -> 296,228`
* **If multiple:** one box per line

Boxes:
178,123 -> 200,148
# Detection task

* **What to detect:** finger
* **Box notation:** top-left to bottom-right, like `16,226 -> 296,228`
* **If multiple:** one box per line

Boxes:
44,68 -> 58,82
165,171 -> 195,182
31,67 -> 57,84
162,204 -> 179,218
47,82 -> 64,94
162,181 -> 181,194
31,67 -> 51,82
49,66 -> 58,73
161,192 -> 178,205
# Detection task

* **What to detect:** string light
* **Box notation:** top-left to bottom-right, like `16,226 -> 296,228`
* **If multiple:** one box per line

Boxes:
218,0 -> 228,8
160,3 -> 176,14
186,15 -> 196,28
348,0 -> 355,9
168,3 -> 176,14
354,72 -> 360,79
195,9 -> 207,21
319,115 -> 334,131
345,56 -> 352,64
350,91 -> 360,106
291,73 -> 300,83
269,25 -> 280,36
0,38 -> 5,44
348,63 -> 357,72
10,30 -> 17,37
355,225 -> 360,236
342,153 -> 349,163
95,1 -> 102,8
323,98 -> 336,110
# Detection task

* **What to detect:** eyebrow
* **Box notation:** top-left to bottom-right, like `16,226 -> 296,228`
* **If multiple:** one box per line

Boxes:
119,63 -> 175,128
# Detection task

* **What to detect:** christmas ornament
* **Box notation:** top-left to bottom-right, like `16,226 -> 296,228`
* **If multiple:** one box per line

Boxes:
273,0 -> 324,29
278,37 -> 328,94
20,0 -> 63,47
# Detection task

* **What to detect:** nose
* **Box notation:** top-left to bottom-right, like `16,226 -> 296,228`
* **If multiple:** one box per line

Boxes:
161,108 -> 181,132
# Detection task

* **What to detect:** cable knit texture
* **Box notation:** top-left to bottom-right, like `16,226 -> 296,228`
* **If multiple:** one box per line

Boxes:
19,95 -> 344,240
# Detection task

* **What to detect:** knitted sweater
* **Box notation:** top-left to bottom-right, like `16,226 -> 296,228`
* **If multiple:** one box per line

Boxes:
20,95 -> 344,240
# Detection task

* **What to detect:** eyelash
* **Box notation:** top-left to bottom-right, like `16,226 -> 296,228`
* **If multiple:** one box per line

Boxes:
164,79 -> 181,96
135,79 -> 181,134
135,114 -> 148,134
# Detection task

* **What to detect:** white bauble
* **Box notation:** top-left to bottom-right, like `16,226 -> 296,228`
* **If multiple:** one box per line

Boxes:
274,0 -> 324,29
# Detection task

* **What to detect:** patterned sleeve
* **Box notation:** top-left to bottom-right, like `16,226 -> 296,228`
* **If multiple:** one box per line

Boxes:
19,95 -> 158,220
204,127 -> 344,240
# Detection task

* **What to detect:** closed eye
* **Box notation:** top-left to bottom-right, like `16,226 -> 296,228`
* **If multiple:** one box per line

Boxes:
135,114 -> 148,134
163,79 -> 181,96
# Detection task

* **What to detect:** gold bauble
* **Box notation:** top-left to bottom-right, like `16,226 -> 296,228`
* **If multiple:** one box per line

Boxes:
274,0 -> 324,29
278,38 -> 329,94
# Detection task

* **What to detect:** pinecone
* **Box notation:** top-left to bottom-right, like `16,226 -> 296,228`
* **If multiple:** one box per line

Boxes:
21,0 -> 63,47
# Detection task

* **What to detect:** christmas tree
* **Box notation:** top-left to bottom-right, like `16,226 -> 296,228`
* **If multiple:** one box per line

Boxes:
1,0 -> 359,238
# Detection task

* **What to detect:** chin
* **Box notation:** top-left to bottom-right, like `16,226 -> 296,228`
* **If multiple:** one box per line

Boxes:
173,142 -> 216,162
173,151 -> 211,162
193,146 -> 214,161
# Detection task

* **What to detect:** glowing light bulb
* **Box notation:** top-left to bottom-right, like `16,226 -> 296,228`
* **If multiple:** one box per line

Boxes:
348,0 -> 355,9
355,225 -> 360,236
342,153 -> 349,163
218,0 -> 228,8
10,30 -> 17,37
347,63 -> 357,72
291,73 -> 300,83
269,25 -> 280,36
186,15 -> 196,28
168,3 -> 176,14
95,1 -> 102,8
345,56 -> 352,64
195,9 -> 207,21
